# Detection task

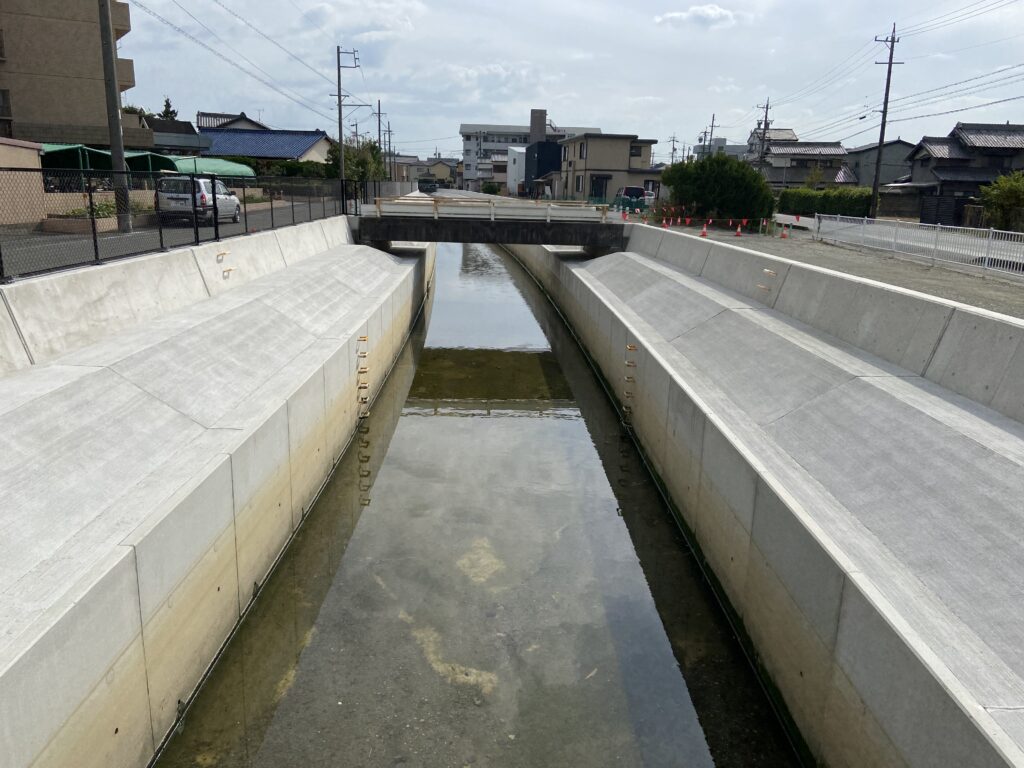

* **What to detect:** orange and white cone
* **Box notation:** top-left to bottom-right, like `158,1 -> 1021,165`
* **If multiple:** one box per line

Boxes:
699,223 -> 708,238
735,224 -> 742,237
780,224 -> 789,239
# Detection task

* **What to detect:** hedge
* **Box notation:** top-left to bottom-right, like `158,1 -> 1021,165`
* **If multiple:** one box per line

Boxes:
777,187 -> 871,217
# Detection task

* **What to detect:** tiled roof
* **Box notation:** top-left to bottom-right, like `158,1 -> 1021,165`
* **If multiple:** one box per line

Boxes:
767,141 -> 846,156
199,128 -> 330,160
931,166 -> 1003,183
951,122 -> 1024,149
144,117 -> 197,135
916,137 -> 971,160
834,165 -> 858,184
749,128 -> 798,142
196,111 -> 270,130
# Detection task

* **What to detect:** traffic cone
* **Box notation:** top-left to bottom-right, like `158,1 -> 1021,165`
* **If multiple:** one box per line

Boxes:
735,224 -> 742,237
622,210 -> 628,221
661,217 -> 668,229
795,214 -> 801,223
742,218 -> 748,226
729,219 -> 733,227
780,224 -> 789,239
699,223 -> 708,238
685,217 -> 691,226
676,216 -> 681,226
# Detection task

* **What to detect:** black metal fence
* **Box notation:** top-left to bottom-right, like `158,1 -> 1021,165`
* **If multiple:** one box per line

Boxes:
0,168 -> 377,282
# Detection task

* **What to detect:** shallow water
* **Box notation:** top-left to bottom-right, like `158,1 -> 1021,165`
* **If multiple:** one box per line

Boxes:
156,243 -> 796,767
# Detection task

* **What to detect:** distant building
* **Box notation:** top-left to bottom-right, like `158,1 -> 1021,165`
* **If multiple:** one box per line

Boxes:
701,137 -> 745,160
507,146 -> 526,195
759,141 -> 854,190
196,111 -> 270,131
846,139 -> 914,188
199,127 -> 333,162
896,122 -> 1024,224
525,141 -> 562,197
144,117 -> 210,155
460,108 -> 599,191
744,127 -> 798,163
0,0 -> 153,147
559,133 -> 661,201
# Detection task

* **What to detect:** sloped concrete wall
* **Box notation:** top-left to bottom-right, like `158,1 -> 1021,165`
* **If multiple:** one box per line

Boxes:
0,215 -> 356,372
0,226 -> 434,768
507,234 -> 1024,768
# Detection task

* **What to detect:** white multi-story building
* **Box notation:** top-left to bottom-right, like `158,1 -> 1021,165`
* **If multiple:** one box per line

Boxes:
459,114 -> 599,191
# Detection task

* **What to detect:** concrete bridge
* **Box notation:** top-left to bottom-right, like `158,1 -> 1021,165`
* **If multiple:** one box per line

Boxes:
356,192 -> 625,250
1,213 -> 1024,768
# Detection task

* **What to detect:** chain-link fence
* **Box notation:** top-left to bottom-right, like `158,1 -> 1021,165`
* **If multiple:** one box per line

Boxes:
0,168 -> 376,281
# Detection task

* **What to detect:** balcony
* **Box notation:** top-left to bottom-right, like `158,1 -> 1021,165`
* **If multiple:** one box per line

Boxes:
116,57 -> 135,91
111,1 -> 131,39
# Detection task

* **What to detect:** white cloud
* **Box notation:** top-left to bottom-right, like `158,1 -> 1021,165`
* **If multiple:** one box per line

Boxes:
655,5 -> 737,29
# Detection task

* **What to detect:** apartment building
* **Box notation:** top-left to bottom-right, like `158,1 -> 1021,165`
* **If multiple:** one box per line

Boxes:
559,133 -> 661,201
0,0 -> 152,146
460,108 -> 599,191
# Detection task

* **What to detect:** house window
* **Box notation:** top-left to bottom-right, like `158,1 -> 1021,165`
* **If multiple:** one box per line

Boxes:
579,142 -> 587,160
575,174 -> 584,193
629,144 -> 642,157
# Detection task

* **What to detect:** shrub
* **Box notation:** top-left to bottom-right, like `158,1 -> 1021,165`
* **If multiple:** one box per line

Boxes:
481,181 -> 501,195
980,171 -> 1024,232
777,187 -> 871,217
661,153 -> 773,218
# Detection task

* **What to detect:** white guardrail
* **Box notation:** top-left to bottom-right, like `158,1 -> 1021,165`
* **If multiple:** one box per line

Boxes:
373,196 -> 609,223
815,214 -> 1024,276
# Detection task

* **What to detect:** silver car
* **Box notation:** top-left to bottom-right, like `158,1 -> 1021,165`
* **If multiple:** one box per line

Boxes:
156,176 -> 240,225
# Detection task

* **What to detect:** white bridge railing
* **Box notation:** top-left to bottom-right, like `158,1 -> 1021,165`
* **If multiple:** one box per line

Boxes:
373,195 -> 609,224
815,214 -> 1024,277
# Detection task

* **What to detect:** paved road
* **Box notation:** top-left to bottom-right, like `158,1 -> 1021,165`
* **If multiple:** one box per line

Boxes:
0,199 -> 350,279
699,225 -> 1024,319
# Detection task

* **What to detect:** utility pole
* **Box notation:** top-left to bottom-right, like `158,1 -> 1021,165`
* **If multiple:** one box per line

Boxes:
668,134 -> 678,164
98,0 -> 131,233
335,45 -> 360,183
376,99 -> 382,148
707,113 -> 718,153
696,128 -> 709,158
757,97 -> 771,163
870,23 -> 902,218
385,121 -> 394,181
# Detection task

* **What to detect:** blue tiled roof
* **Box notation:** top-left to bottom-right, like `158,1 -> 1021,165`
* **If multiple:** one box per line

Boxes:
199,128 -> 330,160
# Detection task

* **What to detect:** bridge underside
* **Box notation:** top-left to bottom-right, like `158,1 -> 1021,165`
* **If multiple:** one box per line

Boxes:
356,216 -> 626,251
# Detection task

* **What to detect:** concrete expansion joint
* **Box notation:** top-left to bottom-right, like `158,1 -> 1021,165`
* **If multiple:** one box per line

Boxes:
105,366 -> 210,431
0,288 -> 34,365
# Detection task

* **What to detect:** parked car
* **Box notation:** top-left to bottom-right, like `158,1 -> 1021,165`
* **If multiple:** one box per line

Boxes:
643,190 -> 656,207
156,176 -> 240,225
611,185 -> 647,210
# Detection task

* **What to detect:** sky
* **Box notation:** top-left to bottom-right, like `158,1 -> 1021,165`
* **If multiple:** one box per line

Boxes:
122,0 -> 1024,162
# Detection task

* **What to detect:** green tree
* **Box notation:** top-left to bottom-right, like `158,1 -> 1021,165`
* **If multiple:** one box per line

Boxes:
326,140 -> 386,181
661,153 -> 773,218
481,181 -> 500,195
980,171 -> 1024,231
122,104 -> 149,116
159,97 -> 178,120
803,166 -> 824,189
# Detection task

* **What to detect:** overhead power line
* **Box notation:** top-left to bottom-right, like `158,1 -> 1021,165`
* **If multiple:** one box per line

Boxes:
902,0 -> 1019,36
838,93 -> 1024,142
169,0 -> 326,116
905,30 -> 1024,58
129,0 -> 335,122
210,0 -> 334,85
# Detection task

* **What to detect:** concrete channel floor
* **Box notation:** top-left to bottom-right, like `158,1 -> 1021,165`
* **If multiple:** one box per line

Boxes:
699,227 -> 1024,319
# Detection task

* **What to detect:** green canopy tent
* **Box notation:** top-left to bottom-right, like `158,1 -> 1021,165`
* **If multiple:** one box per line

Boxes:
40,144 -> 178,173
171,156 -> 255,178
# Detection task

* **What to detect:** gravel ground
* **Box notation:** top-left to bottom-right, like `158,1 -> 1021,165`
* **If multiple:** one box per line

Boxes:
694,226 -> 1024,320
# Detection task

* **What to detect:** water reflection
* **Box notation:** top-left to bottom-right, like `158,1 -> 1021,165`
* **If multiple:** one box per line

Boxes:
156,244 -> 796,768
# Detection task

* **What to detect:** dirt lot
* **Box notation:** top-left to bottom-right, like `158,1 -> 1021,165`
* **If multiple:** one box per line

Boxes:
697,226 -> 1024,320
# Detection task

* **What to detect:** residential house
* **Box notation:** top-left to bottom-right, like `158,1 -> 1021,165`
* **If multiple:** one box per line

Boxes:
144,116 -> 211,155
744,127 -> 798,162
559,133 -> 661,201
899,122 -> 1024,224
0,0 -> 153,147
460,108 -> 599,191
199,128 -> 334,163
759,141 -> 854,190
846,139 -> 913,189
196,111 -> 270,131
701,136 -> 746,160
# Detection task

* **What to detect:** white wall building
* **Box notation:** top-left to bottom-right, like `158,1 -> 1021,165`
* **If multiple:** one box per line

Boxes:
507,146 -> 526,196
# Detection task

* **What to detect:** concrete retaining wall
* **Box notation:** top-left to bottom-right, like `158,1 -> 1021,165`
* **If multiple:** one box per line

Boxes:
0,219 -> 435,768
0,215 -> 360,372
507,228 -> 1024,768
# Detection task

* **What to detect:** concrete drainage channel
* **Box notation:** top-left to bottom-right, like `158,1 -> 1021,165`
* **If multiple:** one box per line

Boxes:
507,226 -> 1024,768
0,218 -> 435,768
